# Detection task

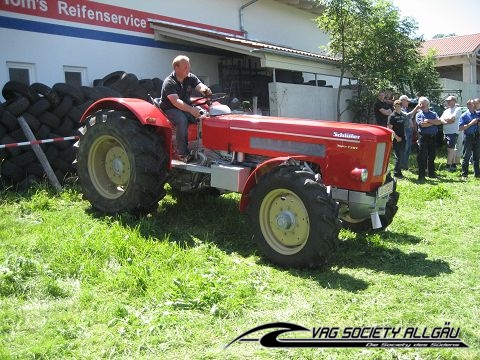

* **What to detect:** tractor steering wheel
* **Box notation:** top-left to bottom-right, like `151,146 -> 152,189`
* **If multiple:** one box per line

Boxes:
190,93 -> 228,106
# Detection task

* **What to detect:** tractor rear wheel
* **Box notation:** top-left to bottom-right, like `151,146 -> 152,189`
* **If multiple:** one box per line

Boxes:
77,110 -> 168,214
247,165 -> 340,268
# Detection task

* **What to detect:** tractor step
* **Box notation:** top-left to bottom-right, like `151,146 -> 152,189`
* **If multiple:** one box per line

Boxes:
171,160 -> 212,173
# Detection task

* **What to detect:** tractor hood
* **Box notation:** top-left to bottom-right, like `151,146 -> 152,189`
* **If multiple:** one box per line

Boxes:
201,114 -> 394,192
202,114 -> 393,153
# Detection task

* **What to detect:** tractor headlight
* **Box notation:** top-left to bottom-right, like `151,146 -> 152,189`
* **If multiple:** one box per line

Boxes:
351,168 -> 368,182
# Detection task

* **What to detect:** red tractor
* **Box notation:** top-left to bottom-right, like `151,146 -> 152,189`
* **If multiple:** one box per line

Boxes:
76,94 -> 398,268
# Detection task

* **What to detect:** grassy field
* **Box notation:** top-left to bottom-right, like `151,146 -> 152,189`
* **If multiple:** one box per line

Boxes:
0,153 -> 479,359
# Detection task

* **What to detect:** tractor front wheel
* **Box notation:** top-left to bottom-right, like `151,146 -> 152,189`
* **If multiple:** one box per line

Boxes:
77,110 -> 168,214
247,166 -> 340,268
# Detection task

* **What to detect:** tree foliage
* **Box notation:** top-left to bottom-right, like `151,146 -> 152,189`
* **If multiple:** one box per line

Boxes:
317,0 -> 441,122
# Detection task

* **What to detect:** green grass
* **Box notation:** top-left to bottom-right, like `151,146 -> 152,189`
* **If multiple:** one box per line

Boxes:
0,153 -> 479,359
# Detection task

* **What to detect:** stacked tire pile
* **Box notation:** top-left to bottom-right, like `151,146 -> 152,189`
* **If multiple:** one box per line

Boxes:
0,71 -> 164,188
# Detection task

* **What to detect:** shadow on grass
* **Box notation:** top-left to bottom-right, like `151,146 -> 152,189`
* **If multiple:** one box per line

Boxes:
87,190 -> 451,292
332,232 -> 452,277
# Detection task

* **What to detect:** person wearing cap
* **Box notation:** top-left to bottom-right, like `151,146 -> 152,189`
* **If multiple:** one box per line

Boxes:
416,96 -> 442,181
399,95 -> 420,169
440,95 -> 462,172
458,99 -> 480,179
374,91 -> 392,127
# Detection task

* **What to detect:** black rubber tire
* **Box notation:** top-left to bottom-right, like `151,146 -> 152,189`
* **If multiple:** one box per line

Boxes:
11,150 -> 36,167
77,109 -> 168,214
127,86 -> 149,101
341,176 -> 399,232
1,158 -> 26,183
0,134 -> 22,157
45,146 -> 59,162
30,83 -> 61,107
66,106 -> 82,125
34,124 -> 52,140
52,95 -> 73,119
101,71 -> 126,87
139,79 -> 154,92
22,112 -> 41,132
2,81 -> 39,103
152,78 -> 163,92
81,86 -> 104,101
76,100 -> 95,115
52,156 -> 75,173
26,162 -> 45,177
27,98 -> 51,116
247,165 -> 340,268
8,128 -> 27,142
4,96 -> 30,117
1,110 -> 20,131
49,132 -> 73,150
110,73 -> 139,95
0,123 -> 6,139
38,112 -> 60,129
52,83 -> 84,105
94,86 -> 122,98
54,117 -> 74,136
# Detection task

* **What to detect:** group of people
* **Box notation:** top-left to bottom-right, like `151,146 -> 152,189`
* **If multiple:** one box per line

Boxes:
375,91 -> 480,182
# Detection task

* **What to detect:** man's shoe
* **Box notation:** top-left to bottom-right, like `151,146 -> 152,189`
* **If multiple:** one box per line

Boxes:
417,176 -> 425,183
427,173 -> 438,179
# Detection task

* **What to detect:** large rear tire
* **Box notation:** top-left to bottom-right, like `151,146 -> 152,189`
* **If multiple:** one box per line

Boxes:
247,165 -> 340,268
77,109 -> 168,214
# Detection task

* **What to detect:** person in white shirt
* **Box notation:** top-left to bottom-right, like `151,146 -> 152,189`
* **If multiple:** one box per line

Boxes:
440,95 -> 462,172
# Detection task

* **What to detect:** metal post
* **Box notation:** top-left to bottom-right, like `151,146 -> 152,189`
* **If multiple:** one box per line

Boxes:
17,115 -> 62,192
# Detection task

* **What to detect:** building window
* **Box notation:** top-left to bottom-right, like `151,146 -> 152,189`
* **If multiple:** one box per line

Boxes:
64,66 -> 87,87
7,62 -> 35,84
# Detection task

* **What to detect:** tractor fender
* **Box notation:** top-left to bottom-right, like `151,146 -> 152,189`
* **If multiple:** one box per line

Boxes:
239,156 -> 317,212
80,97 -> 173,163
80,97 -> 170,128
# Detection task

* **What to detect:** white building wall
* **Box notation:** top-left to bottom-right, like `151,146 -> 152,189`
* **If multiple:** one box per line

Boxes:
1,0 -> 334,117
96,0 -> 329,54
269,82 -> 354,122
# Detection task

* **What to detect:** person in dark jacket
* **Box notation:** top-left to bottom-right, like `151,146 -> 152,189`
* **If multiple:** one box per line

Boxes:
416,96 -> 442,181
388,100 -> 407,178
458,99 -> 479,180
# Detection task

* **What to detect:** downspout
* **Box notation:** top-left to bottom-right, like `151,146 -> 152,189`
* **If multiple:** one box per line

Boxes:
239,0 -> 259,38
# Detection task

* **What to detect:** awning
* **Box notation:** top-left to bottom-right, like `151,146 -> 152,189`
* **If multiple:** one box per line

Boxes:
149,19 -> 341,76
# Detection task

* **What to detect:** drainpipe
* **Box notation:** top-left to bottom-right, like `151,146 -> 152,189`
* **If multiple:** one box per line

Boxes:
239,0 -> 259,38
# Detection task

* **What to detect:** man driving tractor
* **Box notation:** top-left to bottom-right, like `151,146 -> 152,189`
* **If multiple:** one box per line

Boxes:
158,55 -> 211,162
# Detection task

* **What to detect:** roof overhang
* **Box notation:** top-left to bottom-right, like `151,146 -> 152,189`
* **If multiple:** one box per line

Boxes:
149,19 -> 341,76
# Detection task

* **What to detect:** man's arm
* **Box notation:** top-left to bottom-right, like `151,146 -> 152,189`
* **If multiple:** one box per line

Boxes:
379,107 -> 392,116
195,83 -> 211,96
459,117 -> 478,131
167,93 -> 202,118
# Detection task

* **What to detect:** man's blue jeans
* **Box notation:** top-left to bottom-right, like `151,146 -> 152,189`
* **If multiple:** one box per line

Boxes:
165,108 -> 189,156
402,127 -> 413,169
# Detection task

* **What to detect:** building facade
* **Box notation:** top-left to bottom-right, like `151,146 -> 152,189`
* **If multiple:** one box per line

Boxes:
1,0 -> 353,120
421,33 -> 480,103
